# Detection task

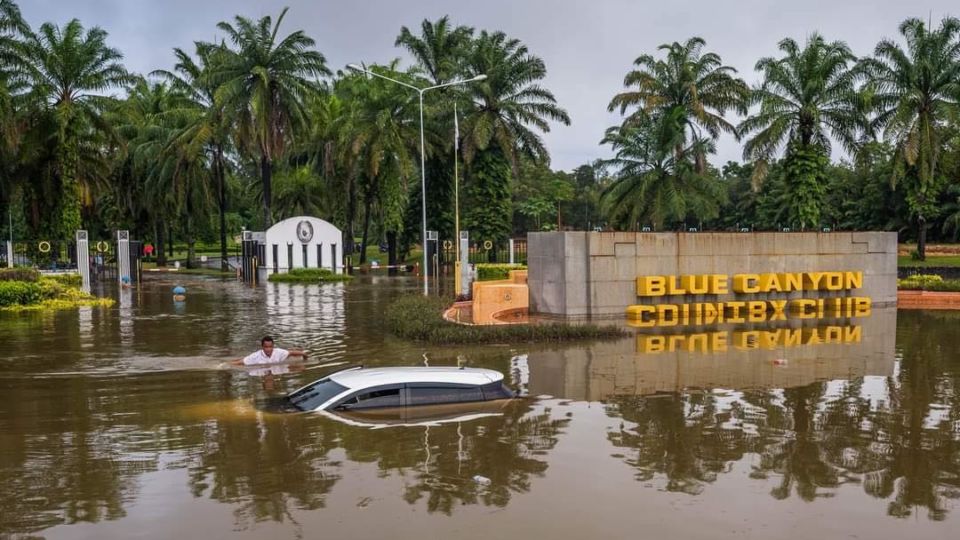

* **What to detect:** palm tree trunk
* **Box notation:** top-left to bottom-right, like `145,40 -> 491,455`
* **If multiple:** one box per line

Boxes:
155,222 -> 166,267
387,230 -> 398,275
359,184 -> 376,265
917,215 -> 927,261
216,146 -> 228,271
345,174 -> 357,258
260,155 -> 273,228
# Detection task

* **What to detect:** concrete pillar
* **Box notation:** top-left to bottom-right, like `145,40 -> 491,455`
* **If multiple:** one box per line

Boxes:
117,230 -> 130,285
76,230 -> 90,293
509,238 -> 515,265
460,231 -> 471,297
5,240 -> 11,268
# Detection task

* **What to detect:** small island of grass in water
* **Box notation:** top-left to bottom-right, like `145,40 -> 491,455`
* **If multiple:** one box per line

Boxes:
0,269 -> 114,311
267,268 -> 353,283
385,295 -> 626,344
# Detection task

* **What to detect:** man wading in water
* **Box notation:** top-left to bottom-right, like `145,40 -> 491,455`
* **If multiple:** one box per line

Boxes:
231,336 -> 308,367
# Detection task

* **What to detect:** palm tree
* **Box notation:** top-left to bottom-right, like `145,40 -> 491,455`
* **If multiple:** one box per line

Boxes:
601,109 -> 725,230
211,7 -> 329,229
861,17 -> 960,260
458,30 -> 570,246
20,18 -> 132,238
0,0 -> 27,216
395,17 -> 474,245
335,64 -> 419,263
395,16 -> 474,85
153,44 -> 233,270
740,35 -> 866,185
609,37 -> 748,170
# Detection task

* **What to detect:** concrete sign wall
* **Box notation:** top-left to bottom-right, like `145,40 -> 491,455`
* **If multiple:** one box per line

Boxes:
527,232 -> 897,319
264,216 -> 343,273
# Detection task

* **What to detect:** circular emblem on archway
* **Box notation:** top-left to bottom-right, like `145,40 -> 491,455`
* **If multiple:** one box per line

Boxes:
296,220 -> 314,243
483,240 -> 493,250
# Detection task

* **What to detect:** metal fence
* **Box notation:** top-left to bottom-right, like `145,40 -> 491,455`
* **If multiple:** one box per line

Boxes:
441,238 -> 528,266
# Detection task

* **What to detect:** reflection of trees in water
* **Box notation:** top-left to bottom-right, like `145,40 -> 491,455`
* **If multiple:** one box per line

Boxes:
0,376 -> 163,535
607,392 -> 751,495
185,413 -> 342,529
605,311 -> 960,520
335,400 -> 569,515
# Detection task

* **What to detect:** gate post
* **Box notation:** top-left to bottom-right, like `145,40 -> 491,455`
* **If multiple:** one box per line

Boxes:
76,230 -> 90,293
509,238 -> 515,265
117,230 -> 131,285
4,240 -> 11,268
460,231 -> 471,297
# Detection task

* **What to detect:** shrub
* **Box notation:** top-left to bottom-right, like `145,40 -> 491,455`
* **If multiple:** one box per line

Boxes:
0,281 -> 44,306
898,274 -> 960,291
909,249 -> 922,261
385,294 -> 625,344
475,264 -> 526,282
0,268 -> 40,282
268,267 -> 354,283
40,273 -> 82,287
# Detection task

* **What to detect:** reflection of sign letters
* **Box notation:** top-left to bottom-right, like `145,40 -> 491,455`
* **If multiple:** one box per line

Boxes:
627,271 -> 872,326
636,325 -> 863,354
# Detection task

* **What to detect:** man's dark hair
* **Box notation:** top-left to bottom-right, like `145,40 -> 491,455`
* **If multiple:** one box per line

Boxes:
261,336 -> 275,346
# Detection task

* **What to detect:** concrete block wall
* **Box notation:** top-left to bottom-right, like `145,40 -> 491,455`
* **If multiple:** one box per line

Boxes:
528,231 -> 898,319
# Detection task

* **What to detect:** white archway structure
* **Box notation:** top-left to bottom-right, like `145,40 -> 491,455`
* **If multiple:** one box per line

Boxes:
264,216 -> 343,274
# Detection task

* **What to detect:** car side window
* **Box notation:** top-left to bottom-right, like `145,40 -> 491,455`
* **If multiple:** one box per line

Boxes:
407,386 -> 483,406
337,387 -> 402,410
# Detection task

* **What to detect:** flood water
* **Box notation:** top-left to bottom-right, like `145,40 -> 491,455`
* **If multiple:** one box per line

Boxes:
0,275 -> 957,539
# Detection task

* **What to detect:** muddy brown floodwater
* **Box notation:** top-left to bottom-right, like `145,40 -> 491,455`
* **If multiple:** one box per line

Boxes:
0,274 -> 958,539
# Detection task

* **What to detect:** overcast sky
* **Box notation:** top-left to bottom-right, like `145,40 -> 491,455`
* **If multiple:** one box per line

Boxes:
19,0 -> 958,171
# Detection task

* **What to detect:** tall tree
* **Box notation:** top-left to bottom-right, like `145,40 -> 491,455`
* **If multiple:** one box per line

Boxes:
212,7 -> 329,228
20,18 -> 131,238
153,44 -> 233,270
609,37 -> 748,171
739,34 -> 867,229
601,109 -> 725,230
395,16 -> 474,250
862,17 -> 960,259
459,30 -> 570,247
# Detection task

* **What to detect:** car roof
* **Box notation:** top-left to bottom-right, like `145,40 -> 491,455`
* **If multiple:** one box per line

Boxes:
328,366 -> 503,390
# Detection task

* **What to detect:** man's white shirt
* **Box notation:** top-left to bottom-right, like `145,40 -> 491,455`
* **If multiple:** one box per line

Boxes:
242,348 -> 290,366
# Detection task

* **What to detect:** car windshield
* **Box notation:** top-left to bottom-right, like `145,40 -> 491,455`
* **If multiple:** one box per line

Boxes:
287,379 -> 348,411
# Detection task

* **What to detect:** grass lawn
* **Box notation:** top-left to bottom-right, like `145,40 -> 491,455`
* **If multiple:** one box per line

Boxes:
898,255 -> 960,268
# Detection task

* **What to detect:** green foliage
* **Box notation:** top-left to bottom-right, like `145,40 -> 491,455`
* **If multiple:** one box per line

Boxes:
739,34 -> 864,189
475,263 -> 526,281
898,274 -> 960,291
384,295 -> 626,344
464,148 -> 513,246
910,250 -> 923,261
781,144 -> 829,229
0,267 -> 39,282
0,280 -> 43,306
601,110 -> 726,229
267,268 -> 353,283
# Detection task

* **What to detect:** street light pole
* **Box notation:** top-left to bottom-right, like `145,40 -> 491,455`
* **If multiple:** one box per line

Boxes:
347,64 -> 485,296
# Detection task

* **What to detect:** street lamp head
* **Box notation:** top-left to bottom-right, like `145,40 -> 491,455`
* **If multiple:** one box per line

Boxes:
346,63 -> 363,72
471,74 -> 488,81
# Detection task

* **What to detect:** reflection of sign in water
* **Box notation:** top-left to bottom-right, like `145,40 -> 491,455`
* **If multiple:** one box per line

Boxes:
636,324 -> 862,354
627,271 -> 872,326
296,220 -> 314,243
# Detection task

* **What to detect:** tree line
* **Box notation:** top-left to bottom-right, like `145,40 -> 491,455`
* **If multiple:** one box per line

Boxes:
1,0 -> 958,264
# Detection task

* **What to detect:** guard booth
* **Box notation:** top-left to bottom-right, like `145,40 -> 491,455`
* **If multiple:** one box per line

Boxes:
240,230 -> 265,284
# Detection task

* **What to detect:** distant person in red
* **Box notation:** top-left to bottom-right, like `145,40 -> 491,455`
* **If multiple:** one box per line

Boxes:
144,244 -> 154,257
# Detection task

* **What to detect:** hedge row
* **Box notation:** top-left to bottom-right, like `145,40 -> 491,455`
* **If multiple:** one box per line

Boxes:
475,264 -> 526,282
0,268 -> 40,282
898,274 -> 960,292
268,268 -> 354,283
384,295 -> 625,344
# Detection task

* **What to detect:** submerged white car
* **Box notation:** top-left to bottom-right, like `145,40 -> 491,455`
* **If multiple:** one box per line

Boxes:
285,366 -> 514,412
